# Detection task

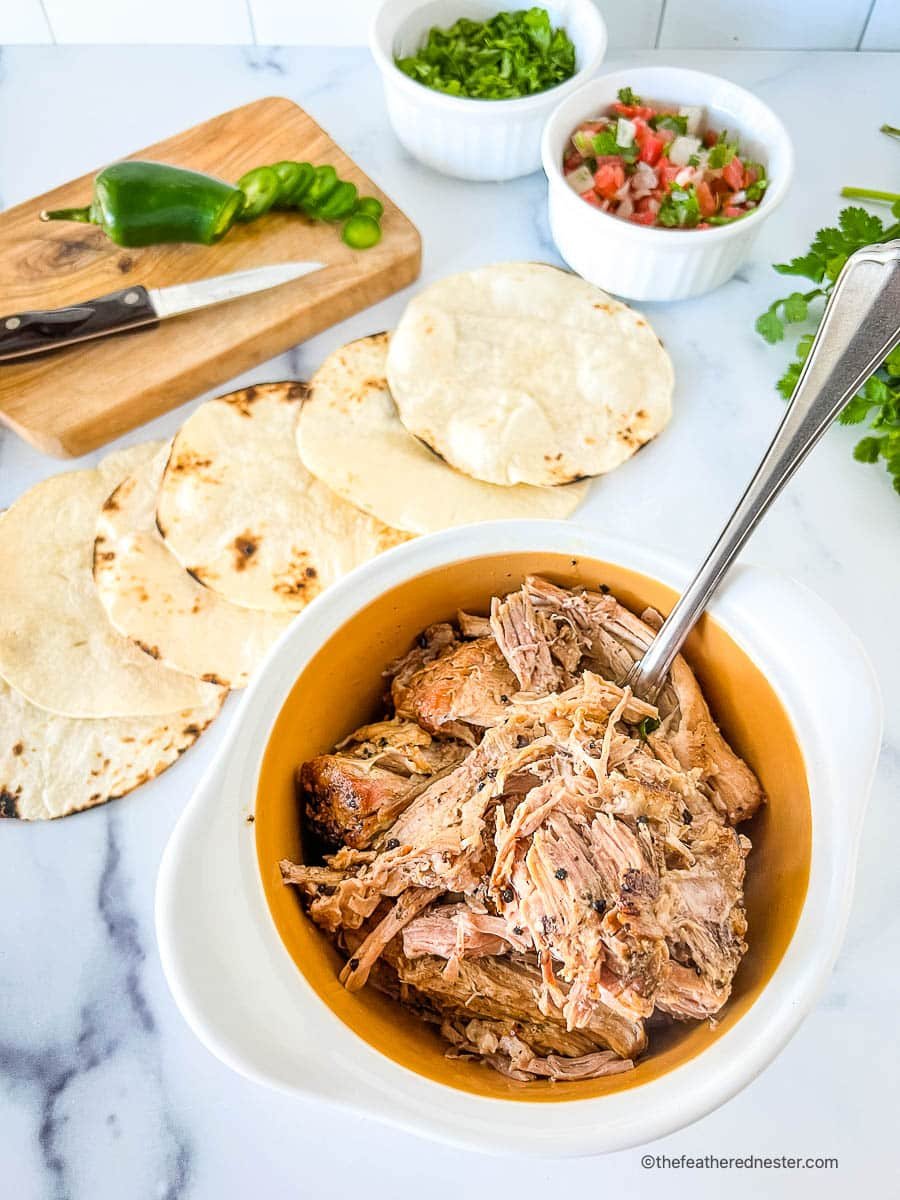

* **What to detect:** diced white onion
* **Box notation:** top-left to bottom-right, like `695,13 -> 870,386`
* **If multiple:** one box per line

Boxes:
669,134 -> 702,166
617,194 -> 634,219
566,165 -> 595,194
675,166 -> 697,187
679,105 -> 704,135
730,189 -> 747,204
615,117 -> 636,148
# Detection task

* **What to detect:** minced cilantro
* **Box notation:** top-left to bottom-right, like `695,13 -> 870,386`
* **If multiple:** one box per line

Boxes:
395,8 -> 576,100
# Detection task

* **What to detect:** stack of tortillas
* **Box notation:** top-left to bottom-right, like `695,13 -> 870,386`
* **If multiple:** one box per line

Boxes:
0,384 -> 409,820
0,262 -> 673,821
297,262 -> 672,530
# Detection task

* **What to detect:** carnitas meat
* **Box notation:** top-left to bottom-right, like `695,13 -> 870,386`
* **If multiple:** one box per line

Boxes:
282,578 -> 764,1082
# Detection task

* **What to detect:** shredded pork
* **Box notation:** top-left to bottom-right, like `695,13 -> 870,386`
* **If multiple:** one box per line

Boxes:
282,578 -> 764,1083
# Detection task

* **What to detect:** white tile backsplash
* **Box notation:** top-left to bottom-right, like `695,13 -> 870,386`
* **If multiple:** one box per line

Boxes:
599,0 -> 664,49
0,0 -> 895,49
0,0 -> 53,42
39,0 -> 253,44
658,0 -> 875,49
861,0 -> 900,49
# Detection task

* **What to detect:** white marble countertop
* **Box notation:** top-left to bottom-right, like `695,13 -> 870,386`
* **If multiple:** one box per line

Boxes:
1,45 -> 898,1199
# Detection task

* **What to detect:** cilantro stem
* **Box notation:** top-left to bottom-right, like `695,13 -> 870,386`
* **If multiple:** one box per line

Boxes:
840,186 -> 900,203
879,123 -> 900,140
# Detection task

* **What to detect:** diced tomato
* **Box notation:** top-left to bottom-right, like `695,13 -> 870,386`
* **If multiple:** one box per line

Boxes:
593,161 -> 625,200
703,128 -> 719,147
722,205 -> 744,218
576,121 -> 607,135
580,189 -> 602,208
593,154 -> 625,166
695,180 -> 718,217
656,155 -> 681,187
564,151 -> 584,172
634,121 -> 665,166
696,222 -> 711,229
743,165 -> 758,188
722,156 -> 744,191
628,211 -> 657,225
612,101 -> 654,120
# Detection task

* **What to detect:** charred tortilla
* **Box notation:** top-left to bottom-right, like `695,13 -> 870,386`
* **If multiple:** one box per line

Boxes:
155,382 -> 410,614
94,445 -> 292,688
387,262 -> 673,487
0,444 -> 225,719
0,676 -> 223,821
298,333 -> 589,534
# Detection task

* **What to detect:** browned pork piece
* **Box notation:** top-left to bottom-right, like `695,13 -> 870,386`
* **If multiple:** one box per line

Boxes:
300,717 -> 467,849
282,577 -> 765,1083
392,636 -> 520,744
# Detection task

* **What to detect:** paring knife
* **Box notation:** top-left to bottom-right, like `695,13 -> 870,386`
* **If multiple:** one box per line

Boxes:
0,261 -> 325,362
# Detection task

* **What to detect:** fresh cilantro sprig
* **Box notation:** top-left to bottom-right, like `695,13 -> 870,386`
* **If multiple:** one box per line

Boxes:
617,86 -> 641,106
395,8 -> 576,100
756,145 -> 900,494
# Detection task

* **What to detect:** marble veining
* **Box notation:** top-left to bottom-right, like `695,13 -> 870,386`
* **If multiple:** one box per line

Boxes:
0,44 -> 898,1199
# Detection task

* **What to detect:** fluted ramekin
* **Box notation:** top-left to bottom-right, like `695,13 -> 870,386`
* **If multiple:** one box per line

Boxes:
370,0 -> 608,182
542,67 -> 794,301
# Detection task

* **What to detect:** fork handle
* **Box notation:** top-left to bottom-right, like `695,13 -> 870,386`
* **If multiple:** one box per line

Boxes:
627,240 -> 900,700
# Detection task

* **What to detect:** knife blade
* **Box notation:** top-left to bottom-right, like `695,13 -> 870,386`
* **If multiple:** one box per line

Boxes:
0,260 -> 326,363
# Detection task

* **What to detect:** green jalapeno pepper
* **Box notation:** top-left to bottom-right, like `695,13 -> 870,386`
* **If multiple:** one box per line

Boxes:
41,160 -> 245,248
41,157 -> 384,250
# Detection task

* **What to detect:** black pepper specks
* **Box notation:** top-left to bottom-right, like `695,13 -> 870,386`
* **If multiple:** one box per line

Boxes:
500,887 -> 514,904
554,867 -> 568,880
386,837 -> 400,851
682,809 -> 693,825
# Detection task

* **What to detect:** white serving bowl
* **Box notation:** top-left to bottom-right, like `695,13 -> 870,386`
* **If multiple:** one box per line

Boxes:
541,66 -> 795,301
157,521 -> 879,1157
370,0 -> 608,181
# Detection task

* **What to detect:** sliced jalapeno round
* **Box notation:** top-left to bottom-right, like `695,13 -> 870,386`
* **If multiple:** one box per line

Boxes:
342,213 -> 382,250
301,164 -> 340,214
283,161 -> 315,205
236,166 -> 281,220
354,196 -> 384,220
316,181 -> 358,221
271,161 -> 306,208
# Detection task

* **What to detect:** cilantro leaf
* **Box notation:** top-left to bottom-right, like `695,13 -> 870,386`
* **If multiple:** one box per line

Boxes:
657,185 -> 701,229
637,717 -> 661,740
755,309 -> 784,344
774,251 -> 826,281
782,292 -> 809,323
707,130 -> 737,169
854,436 -> 884,463
592,128 -> 638,163
617,86 -> 641,105
650,113 -> 688,135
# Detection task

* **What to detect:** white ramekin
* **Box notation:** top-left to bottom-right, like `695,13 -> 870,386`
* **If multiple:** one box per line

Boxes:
156,521 -> 880,1157
370,0 -> 608,181
541,66 -> 795,301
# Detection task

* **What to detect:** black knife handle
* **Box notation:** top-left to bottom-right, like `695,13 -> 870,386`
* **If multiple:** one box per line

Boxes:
0,286 -> 159,362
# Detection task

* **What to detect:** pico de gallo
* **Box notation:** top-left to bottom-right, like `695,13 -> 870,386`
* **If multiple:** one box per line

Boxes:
563,86 -> 768,229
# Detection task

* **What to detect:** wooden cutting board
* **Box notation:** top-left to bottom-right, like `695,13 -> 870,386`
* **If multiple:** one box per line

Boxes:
0,97 -> 421,457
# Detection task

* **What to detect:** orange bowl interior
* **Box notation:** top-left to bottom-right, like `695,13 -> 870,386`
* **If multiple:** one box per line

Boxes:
256,552 -> 811,1102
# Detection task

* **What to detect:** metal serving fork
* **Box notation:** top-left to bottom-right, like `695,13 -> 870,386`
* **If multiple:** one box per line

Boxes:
624,240 -> 900,703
